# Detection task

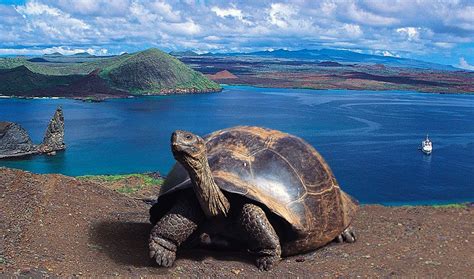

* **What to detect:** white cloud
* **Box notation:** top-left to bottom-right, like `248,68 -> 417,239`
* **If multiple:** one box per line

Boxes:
345,2 -> 398,26
0,46 -> 108,55
268,3 -> 297,29
14,1 -> 92,42
343,24 -> 363,38
149,0 -> 181,22
380,50 -> 400,57
16,1 -> 61,16
211,6 -> 251,25
212,6 -> 242,19
396,27 -> 420,40
458,57 -> 474,71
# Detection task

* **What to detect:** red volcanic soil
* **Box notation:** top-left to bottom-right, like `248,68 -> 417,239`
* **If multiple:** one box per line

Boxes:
1,168 -> 473,277
207,70 -> 238,80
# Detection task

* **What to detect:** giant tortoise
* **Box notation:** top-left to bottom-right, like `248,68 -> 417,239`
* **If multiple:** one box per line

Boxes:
149,126 -> 358,270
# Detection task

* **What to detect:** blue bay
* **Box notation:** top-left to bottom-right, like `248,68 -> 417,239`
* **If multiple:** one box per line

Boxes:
1,86 -> 473,205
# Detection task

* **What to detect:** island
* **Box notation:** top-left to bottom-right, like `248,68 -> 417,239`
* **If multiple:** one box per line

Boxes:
0,48 -> 221,100
175,49 -> 474,94
0,107 -> 65,159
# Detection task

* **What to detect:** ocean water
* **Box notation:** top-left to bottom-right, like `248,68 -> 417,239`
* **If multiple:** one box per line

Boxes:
1,86 -> 473,205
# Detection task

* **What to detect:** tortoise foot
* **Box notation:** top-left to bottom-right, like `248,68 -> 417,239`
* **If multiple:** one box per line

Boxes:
335,226 -> 356,243
256,255 -> 280,271
149,236 -> 177,267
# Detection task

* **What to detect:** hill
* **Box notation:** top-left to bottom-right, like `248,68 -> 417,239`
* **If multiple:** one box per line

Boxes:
0,49 -> 221,98
206,70 -> 238,80
1,168 -> 472,277
99,49 -> 220,94
0,66 -> 81,95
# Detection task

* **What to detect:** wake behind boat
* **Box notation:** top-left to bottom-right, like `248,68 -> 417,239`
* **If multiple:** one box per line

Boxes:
421,135 -> 433,155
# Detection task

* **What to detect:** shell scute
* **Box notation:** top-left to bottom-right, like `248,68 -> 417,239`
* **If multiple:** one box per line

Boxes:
250,149 -> 305,204
269,135 -> 332,190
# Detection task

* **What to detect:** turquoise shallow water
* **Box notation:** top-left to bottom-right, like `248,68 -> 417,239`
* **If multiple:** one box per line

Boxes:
1,86 -> 473,205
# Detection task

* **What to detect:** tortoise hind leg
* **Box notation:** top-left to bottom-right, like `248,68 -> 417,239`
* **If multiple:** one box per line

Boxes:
335,226 -> 356,243
149,192 -> 204,267
239,203 -> 281,271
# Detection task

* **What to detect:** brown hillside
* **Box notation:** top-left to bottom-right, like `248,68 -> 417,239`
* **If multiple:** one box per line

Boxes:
207,70 -> 238,80
0,168 -> 473,277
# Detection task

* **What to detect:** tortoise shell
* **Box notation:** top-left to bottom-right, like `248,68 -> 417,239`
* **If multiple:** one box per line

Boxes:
159,126 -> 358,252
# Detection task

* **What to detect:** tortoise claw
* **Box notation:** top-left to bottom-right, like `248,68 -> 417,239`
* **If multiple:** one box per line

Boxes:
256,255 -> 280,271
342,227 -> 356,243
334,227 -> 356,243
149,236 -> 177,267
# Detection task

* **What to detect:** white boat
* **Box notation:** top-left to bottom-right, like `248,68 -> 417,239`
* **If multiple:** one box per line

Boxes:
421,135 -> 432,155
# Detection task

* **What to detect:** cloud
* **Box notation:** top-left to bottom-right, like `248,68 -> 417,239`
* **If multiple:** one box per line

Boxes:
212,6 -> 243,19
458,57 -> 474,71
268,3 -> 297,29
0,0 -> 473,66
0,46 -> 108,55
13,1 -> 92,44
396,27 -> 420,41
378,50 -> 400,57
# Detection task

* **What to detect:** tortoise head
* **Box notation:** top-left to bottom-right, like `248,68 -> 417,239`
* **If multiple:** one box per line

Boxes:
171,130 -> 206,165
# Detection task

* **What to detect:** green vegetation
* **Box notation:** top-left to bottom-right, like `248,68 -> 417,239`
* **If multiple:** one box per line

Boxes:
0,48 -> 220,97
0,66 -> 81,94
430,203 -> 468,209
78,173 -> 163,185
77,173 -> 163,195
399,203 -> 469,209
99,48 -> 220,94
0,55 -> 128,76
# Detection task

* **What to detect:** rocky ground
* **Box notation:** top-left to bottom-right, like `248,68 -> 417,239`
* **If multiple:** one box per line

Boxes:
1,167 -> 473,278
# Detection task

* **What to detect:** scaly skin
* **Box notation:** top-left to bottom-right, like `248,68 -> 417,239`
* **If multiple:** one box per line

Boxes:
149,193 -> 204,267
239,203 -> 281,271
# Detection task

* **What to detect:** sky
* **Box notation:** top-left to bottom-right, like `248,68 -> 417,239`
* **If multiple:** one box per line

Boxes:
1,0 -> 474,69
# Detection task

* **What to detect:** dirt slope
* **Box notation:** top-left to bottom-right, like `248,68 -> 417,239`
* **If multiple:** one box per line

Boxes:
1,168 -> 472,277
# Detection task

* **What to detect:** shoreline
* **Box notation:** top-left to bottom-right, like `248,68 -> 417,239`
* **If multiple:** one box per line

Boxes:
0,85 -> 473,102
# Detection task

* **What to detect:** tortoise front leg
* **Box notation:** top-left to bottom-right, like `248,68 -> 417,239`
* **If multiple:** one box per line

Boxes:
239,203 -> 281,271
149,193 -> 204,267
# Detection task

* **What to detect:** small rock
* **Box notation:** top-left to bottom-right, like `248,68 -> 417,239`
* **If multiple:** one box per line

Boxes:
362,255 -> 371,259
424,260 -> 441,266
231,269 -> 241,275
295,257 -> 305,262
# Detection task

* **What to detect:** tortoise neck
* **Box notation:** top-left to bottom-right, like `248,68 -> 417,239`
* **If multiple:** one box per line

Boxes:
185,153 -> 230,218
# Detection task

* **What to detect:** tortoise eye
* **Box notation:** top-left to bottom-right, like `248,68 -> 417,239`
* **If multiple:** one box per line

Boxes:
185,134 -> 193,140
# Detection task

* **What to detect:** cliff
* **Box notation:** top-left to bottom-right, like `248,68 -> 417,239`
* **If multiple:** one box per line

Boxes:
0,122 -> 37,158
38,107 -> 66,155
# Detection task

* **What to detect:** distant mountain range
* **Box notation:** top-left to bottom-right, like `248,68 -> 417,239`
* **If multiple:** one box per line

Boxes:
0,48 -> 221,99
199,48 -> 458,71
175,48 -> 473,94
